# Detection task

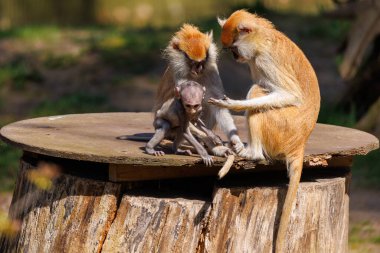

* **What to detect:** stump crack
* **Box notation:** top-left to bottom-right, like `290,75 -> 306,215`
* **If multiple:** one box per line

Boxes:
98,184 -> 123,253
196,203 -> 212,253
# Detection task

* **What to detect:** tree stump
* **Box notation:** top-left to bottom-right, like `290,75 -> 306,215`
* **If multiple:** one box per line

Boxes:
0,113 -> 378,253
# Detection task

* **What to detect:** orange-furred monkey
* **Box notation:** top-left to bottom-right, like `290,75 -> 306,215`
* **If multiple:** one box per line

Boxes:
209,10 -> 320,253
154,24 -> 245,156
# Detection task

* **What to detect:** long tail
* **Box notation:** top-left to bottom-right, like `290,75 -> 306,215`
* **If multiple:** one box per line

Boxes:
218,155 -> 235,179
275,151 -> 304,253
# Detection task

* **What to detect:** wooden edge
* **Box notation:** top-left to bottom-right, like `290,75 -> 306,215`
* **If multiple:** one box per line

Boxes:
108,155 -> 353,182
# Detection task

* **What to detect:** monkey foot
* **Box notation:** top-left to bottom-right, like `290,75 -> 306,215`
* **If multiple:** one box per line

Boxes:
211,146 -> 233,157
202,155 -> 214,167
238,148 -> 265,161
176,149 -> 193,156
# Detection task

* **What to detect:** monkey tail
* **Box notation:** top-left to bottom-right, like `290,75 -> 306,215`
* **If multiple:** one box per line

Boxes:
218,155 -> 235,179
275,151 -> 304,253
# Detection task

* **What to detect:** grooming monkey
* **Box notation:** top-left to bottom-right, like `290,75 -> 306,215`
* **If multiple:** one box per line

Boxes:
209,10 -> 320,252
147,81 -> 216,166
153,24 -> 245,156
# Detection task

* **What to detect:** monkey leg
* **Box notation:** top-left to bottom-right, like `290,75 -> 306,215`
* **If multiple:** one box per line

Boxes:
146,119 -> 170,156
183,129 -> 213,167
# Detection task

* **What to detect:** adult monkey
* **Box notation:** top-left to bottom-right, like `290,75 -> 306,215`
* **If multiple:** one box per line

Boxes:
153,24 -> 245,156
209,10 -> 320,252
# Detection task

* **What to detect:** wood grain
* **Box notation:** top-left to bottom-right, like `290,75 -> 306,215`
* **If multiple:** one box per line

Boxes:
0,113 -> 378,169
0,158 -> 350,253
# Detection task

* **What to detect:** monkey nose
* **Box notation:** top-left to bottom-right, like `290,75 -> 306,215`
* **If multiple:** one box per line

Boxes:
192,64 -> 203,75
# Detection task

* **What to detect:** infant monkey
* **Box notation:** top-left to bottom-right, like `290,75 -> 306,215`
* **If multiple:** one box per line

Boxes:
146,81 -> 217,166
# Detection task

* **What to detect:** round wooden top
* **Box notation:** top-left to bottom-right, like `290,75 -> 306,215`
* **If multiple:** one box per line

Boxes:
0,113 -> 378,166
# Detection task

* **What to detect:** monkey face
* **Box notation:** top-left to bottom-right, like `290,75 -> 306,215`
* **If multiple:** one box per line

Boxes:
219,10 -> 266,63
183,103 -> 202,116
165,24 -> 216,78
186,55 -> 208,77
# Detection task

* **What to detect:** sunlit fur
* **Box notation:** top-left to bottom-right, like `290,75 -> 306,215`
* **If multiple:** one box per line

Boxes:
218,10 -> 320,253
154,24 -> 244,152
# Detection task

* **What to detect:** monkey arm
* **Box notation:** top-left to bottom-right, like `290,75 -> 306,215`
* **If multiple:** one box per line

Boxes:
145,119 -> 171,156
209,91 -> 300,111
183,128 -> 213,166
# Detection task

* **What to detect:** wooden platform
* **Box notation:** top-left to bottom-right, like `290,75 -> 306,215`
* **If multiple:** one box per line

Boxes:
0,112 -> 378,181
0,113 -> 379,253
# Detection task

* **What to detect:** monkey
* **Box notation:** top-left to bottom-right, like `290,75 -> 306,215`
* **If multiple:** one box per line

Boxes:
146,80 -> 215,166
209,10 -> 320,252
153,24 -> 245,157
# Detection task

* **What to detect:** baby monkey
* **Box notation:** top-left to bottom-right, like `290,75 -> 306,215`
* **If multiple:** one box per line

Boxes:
146,81 -> 216,166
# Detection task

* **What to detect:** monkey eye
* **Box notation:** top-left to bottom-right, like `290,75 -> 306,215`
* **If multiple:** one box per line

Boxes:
194,104 -> 200,109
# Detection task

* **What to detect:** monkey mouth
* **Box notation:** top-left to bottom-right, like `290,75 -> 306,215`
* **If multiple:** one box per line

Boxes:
229,47 -> 240,60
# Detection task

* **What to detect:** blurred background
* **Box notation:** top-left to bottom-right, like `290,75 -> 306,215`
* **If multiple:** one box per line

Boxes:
0,0 -> 379,251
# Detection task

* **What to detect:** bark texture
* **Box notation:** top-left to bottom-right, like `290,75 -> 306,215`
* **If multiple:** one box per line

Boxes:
0,160 -> 120,253
0,159 -> 349,253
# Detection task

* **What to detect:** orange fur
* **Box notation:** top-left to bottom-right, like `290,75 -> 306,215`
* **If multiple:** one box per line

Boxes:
175,24 -> 211,62
220,10 -> 320,253
221,10 -> 274,47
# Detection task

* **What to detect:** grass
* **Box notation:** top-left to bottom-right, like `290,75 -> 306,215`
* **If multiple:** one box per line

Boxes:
0,59 -> 42,90
0,26 -> 61,42
349,221 -> 380,247
88,26 -> 171,73
0,143 -> 21,192
32,93 -> 109,117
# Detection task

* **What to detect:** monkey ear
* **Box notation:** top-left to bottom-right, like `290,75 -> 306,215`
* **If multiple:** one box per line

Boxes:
174,86 -> 181,98
217,17 -> 226,27
207,30 -> 213,40
237,23 -> 252,35
171,38 -> 180,51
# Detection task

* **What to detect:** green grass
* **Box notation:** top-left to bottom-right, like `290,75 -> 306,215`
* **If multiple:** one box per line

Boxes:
43,54 -> 80,69
0,143 -> 21,192
0,59 -> 42,90
0,26 -> 61,41
352,150 -> 380,188
317,105 -> 357,127
349,221 -> 380,245
32,93 -> 109,117
88,27 -> 171,74
301,19 -> 351,42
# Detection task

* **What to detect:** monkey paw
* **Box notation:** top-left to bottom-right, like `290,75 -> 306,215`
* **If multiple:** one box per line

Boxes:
238,148 -> 265,161
153,151 -> 165,156
202,155 -> 214,167
232,141 -> 245,154
208,95 -> 234,108
212,146 -> 233,157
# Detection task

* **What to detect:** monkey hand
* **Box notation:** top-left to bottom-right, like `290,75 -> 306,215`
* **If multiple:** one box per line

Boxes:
211,145 -> 234,157
230,135 -> 245,155
201,155 -> 214,167
208,95 -> 235,109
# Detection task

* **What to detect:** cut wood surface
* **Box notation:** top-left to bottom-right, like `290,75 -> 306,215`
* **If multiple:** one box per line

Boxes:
0,113 -> 378,169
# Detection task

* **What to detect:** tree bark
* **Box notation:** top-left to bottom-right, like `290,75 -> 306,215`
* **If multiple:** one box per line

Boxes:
0,158 -> 350,253
0,160 -> 120,253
